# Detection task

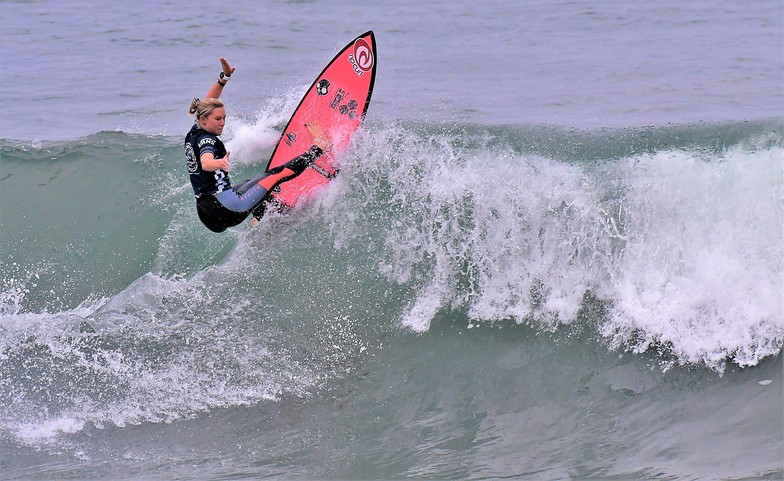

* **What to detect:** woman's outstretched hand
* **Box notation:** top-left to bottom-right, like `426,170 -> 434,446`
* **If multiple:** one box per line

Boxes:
219,57 -> 235,77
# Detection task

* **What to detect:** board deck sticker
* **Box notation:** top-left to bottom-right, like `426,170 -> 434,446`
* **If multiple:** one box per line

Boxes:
266,31 -> 377,208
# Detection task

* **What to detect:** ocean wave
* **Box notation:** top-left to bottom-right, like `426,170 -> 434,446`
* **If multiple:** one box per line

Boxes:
1,118 -> 782,448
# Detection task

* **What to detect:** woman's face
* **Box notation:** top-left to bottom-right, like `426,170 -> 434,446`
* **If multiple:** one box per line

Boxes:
199,107 -> 226,136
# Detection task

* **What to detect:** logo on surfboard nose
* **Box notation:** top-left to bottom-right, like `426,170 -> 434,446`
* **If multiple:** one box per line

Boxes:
348,38 -> 373,76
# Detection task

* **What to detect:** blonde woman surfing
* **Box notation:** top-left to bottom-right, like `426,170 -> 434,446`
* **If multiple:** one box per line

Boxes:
184,58 -> 331,232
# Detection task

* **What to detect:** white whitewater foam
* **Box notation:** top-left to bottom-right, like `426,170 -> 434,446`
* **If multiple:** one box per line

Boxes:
354,125 -> 783,370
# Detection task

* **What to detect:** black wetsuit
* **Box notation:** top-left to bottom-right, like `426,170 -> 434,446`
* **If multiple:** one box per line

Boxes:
184,123 -> 323,232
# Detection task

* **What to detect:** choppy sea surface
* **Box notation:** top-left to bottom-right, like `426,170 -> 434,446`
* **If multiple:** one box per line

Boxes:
2,1 -> 783,480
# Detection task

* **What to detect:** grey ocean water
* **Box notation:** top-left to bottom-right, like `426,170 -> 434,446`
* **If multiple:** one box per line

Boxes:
4,0 -> 783,139
2,1 -> 783,480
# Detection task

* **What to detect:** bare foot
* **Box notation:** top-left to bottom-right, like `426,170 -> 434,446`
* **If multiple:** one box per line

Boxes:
305,122 -> 332,152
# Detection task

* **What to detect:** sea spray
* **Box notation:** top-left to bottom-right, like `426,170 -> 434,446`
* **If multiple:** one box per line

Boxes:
323,120 -> 784,371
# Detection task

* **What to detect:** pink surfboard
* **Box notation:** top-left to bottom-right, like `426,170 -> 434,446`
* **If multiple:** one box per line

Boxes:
266,31 -> 377,208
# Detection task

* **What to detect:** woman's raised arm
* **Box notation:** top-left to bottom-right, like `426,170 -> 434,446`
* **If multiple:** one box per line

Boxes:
204,57 -> 236,99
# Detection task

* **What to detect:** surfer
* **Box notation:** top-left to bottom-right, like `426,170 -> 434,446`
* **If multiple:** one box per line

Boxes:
185,57 -> 332,232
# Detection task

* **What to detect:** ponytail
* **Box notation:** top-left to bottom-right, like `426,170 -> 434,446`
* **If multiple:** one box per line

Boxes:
189,97 -> 224,119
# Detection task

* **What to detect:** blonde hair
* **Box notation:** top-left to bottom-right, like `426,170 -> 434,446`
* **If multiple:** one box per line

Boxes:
189,97 -> 224,119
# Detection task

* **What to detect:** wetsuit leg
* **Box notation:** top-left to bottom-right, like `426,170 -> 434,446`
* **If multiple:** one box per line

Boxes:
196,196 -> 249,233
215,145 -> 323,214
233,178 -> 254,194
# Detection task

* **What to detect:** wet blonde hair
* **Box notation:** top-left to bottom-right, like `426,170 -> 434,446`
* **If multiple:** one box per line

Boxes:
189,97 -> 224,119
